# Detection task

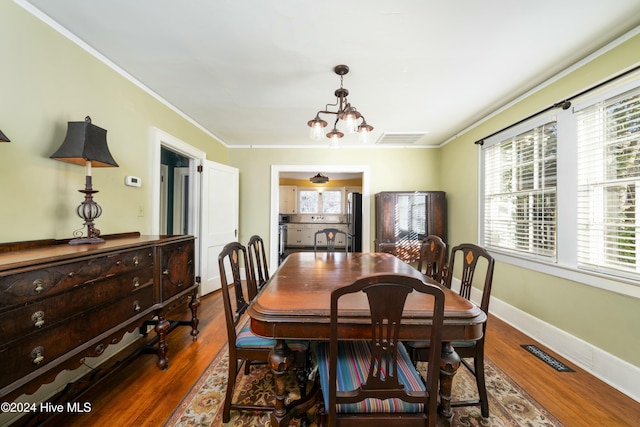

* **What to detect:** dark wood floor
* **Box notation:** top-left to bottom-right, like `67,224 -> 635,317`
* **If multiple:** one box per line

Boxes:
19,290 -> 640,427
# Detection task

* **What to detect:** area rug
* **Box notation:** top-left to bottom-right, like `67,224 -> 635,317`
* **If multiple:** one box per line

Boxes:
165,346 -> 564,427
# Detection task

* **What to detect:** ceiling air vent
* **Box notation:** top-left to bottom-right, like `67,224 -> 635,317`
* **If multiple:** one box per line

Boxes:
375,132 -> 428,145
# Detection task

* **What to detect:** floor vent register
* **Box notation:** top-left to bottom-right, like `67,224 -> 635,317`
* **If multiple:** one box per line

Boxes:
520,344 -> 575,372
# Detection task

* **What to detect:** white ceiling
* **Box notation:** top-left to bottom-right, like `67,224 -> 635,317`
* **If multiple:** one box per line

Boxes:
20,0 -> 640,148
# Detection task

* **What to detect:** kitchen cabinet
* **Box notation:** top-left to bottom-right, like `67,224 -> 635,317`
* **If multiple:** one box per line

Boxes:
286,223 -> 348,248
279,185 -> 297,214
286,224 -> 315,247
374,191 -> 447,263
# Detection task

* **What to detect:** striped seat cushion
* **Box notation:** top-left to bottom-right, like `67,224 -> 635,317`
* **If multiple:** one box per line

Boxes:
316,340 -> 425,414
236,325 -> 308,352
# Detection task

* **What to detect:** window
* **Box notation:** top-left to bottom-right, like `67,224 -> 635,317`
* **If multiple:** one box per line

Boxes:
299,190 -> 319,213
576,87 -> 640,278
482,119 -> 558,260
479,71 -> 640,290
298,189 -> 343,214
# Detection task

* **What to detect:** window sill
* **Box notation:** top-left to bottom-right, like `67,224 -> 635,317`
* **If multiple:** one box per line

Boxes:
490,250 -> 640,299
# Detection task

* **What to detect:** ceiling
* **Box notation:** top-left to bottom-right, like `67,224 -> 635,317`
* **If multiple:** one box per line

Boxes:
20,0 -> 640,148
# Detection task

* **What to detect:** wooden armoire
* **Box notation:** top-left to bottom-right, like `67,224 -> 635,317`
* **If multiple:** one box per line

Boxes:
374,191 -> 447,263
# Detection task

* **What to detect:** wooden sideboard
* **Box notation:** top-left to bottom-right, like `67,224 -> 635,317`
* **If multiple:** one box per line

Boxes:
0,233 -> 199,402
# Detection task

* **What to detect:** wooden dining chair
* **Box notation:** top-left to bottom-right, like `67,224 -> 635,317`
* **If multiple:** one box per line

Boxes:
315,273 -> 444,427
247,234 -> 269,290
406,243 -> 495,418
416,235 -> 448,285
218,242 -> 308,422
314,228 -> 348,253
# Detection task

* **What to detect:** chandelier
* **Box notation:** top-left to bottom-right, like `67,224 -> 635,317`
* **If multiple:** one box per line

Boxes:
307,65 -> 373,145
309,173 -> 329,184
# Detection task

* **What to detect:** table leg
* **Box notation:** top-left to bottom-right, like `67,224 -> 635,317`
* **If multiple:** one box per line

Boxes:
269,339 -> 293,426
267,340 -> 319,426
438,341 -> 461,427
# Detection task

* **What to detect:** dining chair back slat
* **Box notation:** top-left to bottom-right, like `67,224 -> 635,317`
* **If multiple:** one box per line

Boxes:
314,228 -> 349,253
247,234 -> 270,290
416,235 -> 447,285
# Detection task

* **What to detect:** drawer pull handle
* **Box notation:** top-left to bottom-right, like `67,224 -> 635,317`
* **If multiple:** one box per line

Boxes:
133,301 -> 141,312
162,269 -> 169,276
33,279 -> 44,294
133,256 -> 139,266
133,277 -> 140,287
67,272 -> 75,277
31,347 -> 45,365
31,311 -> 45,328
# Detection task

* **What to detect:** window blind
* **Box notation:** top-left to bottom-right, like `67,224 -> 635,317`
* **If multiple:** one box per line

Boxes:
576,87 -> 640,277
482,120 -> 558,260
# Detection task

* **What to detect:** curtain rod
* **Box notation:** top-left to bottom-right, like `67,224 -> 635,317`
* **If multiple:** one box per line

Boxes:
474,63 -> 640,145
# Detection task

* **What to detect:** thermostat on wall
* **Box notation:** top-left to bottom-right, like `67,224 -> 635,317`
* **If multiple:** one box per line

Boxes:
125,176 -> 142,187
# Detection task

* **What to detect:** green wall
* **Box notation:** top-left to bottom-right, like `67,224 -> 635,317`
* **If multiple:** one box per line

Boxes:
0,1 -> 227,242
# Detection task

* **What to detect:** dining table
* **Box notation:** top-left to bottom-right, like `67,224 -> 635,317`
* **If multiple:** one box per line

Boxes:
247,251 -> 487,427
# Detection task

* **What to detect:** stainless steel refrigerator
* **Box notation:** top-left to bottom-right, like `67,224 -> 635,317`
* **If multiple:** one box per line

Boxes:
347,192 -> 363,252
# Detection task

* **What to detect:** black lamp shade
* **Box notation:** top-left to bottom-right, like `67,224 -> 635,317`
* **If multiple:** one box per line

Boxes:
50,117 -> 118,167
0,129 -> 10,142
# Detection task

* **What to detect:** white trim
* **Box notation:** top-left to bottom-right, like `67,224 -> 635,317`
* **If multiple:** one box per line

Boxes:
229,144 -> 440,150
150,127 -> 206,234
467,286 -> 640,403
269,164 -> 371,269
479,113 -> 558,149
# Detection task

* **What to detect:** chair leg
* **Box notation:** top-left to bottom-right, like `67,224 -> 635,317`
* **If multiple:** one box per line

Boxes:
474,353 -> 489,417
223,355 -> 238,422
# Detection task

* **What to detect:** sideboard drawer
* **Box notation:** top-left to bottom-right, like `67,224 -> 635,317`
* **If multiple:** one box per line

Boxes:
0,247 -> 154,311
0,285 -> 155,387
0,267 -> 154,346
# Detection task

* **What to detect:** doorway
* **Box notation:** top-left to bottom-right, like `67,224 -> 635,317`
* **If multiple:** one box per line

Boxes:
151,128 -> 239,296
269,164 -> 371,268
160,147 -> 190,235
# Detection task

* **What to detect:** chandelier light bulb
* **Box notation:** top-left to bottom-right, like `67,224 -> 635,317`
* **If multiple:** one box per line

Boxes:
310,123 -> 324,140
343,112 -> 357,134
357,120 -> 373,144
358,127 -> 370,144
307,116 -> 328,141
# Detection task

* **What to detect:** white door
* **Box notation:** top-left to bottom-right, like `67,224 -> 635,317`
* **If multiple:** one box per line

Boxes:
199,160 -> 239,295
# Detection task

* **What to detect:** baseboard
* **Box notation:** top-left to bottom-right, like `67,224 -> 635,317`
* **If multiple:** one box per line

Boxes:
467,286 -> 640,403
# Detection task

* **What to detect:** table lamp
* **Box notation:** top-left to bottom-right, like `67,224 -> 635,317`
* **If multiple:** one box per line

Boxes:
50,116 -> 119,245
